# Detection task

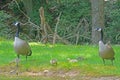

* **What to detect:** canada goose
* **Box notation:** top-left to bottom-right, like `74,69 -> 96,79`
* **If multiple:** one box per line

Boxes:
95,28 -> 115,65
14,22 -> 32,67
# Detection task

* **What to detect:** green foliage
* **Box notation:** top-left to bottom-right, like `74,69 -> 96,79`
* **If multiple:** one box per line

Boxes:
8,0 -> 91,44
1,0 -> 120,44
8,0 -> 24,15
38,0 -> 91,43
0,11 -> 11,39
105,1 -> 120,44
58,0 -> 91,35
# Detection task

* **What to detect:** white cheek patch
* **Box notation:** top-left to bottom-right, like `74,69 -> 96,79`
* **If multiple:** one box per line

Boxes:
15,22 -> 19,26
98,28 -> 102,31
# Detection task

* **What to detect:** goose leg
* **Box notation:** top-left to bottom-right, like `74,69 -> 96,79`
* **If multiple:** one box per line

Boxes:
111,60 -> 114,65
26,56 -> 27,61
16,55 -> 20,67
102,59 -> 105,65
26,56 -> 28,71
15,54 -> 20,75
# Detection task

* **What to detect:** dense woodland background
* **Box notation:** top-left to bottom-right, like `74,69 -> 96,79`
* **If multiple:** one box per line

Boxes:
0,0 -> 120,44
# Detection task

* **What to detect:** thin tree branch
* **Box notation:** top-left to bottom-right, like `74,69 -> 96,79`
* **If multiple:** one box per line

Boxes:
53,12 -> 62,44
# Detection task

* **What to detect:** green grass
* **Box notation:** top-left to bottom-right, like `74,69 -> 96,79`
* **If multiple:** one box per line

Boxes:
0,40 -> 120,79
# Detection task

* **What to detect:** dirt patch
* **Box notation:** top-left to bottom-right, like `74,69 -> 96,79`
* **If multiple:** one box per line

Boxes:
90,76 -> 120,80
0,70 -> 120,80
21,70 -> 79,77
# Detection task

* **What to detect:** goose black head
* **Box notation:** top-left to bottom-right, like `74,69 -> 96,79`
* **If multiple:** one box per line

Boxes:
14,22 -> 23,31
95,27 -> 103,41
14,22 -> 20,27
95,27 -> 102,32
14,22 -> 22,37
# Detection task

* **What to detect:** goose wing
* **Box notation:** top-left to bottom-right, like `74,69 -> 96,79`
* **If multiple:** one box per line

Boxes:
14,37 -> 32,56
105,43 -> 115,55
99,41 -> 115,59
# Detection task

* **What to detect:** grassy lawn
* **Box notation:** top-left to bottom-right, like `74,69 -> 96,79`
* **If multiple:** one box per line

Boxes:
0,40 -> 120,80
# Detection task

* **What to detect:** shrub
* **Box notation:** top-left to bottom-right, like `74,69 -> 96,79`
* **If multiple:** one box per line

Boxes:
0,11 -> 11,39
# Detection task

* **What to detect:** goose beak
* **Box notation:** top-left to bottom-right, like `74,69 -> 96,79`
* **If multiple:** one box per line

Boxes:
93,28 -> 98,31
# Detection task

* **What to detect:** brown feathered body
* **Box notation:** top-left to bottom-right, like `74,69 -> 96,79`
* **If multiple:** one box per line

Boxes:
99,41 -> 115,60
14,37 -> 32,56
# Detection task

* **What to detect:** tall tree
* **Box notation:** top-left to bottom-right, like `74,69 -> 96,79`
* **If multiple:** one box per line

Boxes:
91,0 -> 105,44
22,0 -> 33,17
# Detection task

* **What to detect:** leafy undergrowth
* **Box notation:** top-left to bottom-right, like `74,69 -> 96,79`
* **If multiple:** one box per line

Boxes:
0,40 -> 120,79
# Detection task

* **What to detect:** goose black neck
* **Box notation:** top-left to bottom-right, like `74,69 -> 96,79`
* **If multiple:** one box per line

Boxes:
15,26 -> 20,37
100,29 -> 103,41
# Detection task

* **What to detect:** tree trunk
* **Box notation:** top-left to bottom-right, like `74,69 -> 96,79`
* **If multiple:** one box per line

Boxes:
91,0 -> 104,44
39,7 -> 48,43
22,0 -> 33,17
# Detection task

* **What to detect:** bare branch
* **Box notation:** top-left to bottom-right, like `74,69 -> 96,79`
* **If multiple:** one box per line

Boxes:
13,0 -> 30,21
53,12 -> 62,44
